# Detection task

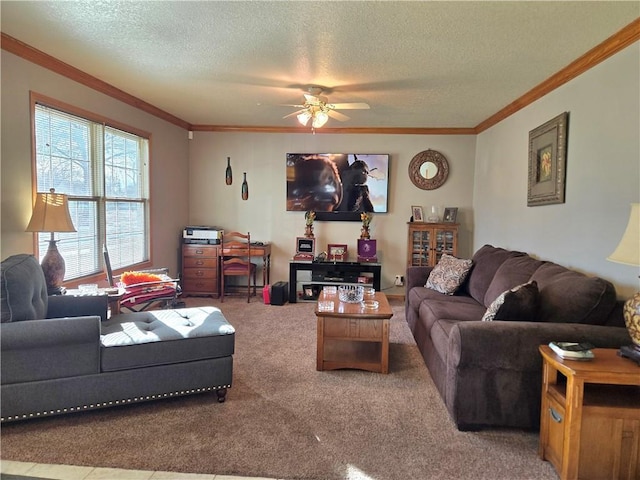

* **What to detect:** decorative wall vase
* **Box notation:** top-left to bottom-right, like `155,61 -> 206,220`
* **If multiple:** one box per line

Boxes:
241,172 -> 248,200
225,157 -> 232,185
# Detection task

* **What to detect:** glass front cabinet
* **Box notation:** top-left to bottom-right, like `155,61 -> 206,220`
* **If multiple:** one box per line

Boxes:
407,222 -> 459,267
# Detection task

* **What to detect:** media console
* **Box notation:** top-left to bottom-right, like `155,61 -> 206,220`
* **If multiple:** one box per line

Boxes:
289,261 -> 382,303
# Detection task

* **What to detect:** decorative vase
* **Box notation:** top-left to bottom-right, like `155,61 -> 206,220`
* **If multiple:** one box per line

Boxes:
225,157 -> 232,185
241,172 -> 248,200
305,225 -> 314,238
360,226 -> 370,239
427,205 -> 440,222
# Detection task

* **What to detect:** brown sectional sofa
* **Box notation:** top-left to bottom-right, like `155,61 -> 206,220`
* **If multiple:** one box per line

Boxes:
405,244 -> 631,431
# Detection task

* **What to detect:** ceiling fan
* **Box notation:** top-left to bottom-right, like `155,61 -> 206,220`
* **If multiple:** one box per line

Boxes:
283,86 -> 370,128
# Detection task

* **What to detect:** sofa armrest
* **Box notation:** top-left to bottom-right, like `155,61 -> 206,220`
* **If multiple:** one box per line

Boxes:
47,294 -> 108,322
448,320 -> 631,371
1,316 -> 101,384
406,266 -> 432,295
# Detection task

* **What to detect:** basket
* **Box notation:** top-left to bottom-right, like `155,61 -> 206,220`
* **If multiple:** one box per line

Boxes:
338,285 -> 364,303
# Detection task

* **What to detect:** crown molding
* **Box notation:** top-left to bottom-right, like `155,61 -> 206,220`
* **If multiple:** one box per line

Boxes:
3,18 -> 639,136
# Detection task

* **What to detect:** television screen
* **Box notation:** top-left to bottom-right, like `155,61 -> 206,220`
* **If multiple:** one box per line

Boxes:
286,153 -> 389,219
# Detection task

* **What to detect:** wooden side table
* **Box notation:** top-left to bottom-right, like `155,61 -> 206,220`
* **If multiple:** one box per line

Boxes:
538,346 -> 640,480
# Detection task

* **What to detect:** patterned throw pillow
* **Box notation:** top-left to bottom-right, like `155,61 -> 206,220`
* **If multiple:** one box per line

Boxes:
425,254 -> 474,295
482,281 -> 540,322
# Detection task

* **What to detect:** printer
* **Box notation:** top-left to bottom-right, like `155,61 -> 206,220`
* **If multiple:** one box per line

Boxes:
182,225 -> 224,244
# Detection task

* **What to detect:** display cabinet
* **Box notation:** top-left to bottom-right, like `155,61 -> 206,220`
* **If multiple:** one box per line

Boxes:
407,222 -> 458,267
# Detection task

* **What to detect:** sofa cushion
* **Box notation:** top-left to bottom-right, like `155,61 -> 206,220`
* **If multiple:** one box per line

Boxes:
481,281 -> 540,322
1,254 -> 48,323
483,255 -> 545,307
464,245 -> 526,304
530,263 -> 616,324
100,306 -> 235,371
426,254 -> 473,295
419,297 -> 486,333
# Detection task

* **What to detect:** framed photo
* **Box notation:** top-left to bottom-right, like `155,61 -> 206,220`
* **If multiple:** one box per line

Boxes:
411,205 -> 424,222
527,112 -> 568,206
293,237 -> 315,261
327,243 -> 348,262
443,207 -> 458,223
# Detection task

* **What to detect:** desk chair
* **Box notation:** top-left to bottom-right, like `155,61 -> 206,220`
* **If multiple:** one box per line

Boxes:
220,231 -> 257,303
103,245 -> 182,312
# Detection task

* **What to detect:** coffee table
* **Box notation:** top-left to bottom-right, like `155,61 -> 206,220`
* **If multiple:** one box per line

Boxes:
315,290 -> 393,373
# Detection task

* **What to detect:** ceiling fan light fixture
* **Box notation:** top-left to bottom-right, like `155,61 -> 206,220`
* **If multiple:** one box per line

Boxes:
312,110 -> 329,128
297,111 -> 312,126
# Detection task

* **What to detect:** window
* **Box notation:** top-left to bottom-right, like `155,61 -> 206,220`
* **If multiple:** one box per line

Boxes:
33,100 -> 150,280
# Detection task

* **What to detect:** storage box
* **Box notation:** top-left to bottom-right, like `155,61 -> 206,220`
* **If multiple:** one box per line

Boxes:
270,281 -> 288,305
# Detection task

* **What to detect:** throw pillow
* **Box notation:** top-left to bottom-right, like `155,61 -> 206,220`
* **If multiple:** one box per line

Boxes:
425,254 -> 474,295
481,281 -> 540,322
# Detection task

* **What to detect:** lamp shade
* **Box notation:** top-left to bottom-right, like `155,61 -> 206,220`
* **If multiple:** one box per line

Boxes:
25,188 -> 76,233
607,203 -> 640,267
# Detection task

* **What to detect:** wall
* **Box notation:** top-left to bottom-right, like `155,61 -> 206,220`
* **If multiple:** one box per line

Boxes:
188,133 -> 476,290
474,43 -> 640,299
0,51 -> 190,278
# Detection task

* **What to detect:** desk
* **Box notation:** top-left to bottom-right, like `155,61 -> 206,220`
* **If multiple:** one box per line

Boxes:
289,261 -> 382,303
182,243 -> 271,297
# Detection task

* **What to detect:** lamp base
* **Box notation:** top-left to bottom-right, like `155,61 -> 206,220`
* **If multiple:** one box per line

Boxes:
618,345 -> 640,366
41,239 -> 66,295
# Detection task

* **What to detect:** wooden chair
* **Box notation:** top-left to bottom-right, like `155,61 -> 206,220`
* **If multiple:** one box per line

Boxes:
220,231 -> 257,303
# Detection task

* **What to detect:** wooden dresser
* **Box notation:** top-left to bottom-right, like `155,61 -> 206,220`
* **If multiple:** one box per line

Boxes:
181,244 -> 220,297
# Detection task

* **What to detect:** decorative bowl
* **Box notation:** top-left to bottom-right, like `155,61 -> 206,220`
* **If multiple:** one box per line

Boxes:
338,285 -> 364,303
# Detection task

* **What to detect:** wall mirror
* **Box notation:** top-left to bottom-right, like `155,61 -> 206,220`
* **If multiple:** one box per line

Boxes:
408,149 -> 449,190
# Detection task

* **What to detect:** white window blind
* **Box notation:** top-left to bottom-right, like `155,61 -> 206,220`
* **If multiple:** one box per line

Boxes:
33,103 -> 150,279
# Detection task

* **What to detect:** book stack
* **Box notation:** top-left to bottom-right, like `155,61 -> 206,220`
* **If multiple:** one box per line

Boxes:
548,341 -> 595,360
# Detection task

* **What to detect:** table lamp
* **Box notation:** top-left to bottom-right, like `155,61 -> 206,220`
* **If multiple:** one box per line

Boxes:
607,202 -> 640,363
25,188 -> 76,295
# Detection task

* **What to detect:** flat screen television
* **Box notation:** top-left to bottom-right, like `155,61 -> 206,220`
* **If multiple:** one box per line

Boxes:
286,153 -> 389,221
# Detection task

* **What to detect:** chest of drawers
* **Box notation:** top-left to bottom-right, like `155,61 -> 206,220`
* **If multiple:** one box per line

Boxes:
181,244 -> 219,297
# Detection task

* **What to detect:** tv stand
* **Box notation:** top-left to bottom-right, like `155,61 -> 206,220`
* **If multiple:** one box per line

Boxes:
289,261 -> 382,303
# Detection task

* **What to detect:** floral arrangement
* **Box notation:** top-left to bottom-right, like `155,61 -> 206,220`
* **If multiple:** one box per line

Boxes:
360,212 -> 373,227
305,210 -> 316,226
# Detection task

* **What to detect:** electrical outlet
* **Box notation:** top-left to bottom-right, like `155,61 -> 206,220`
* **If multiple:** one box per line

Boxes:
394,275 -> 404,287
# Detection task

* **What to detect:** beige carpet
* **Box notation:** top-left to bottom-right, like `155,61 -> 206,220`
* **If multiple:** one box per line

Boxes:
0,296 -> 557,480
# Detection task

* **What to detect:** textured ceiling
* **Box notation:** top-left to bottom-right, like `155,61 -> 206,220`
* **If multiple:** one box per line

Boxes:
1,1 -> 638,129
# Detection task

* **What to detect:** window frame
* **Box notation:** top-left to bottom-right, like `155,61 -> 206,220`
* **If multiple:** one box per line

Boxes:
30,91 -> 154,285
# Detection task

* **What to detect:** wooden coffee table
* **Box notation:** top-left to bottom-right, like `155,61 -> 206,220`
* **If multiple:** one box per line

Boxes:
315,290 -> 393,373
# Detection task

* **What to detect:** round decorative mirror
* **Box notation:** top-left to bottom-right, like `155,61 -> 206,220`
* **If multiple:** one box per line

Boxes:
408,149 -> 449,190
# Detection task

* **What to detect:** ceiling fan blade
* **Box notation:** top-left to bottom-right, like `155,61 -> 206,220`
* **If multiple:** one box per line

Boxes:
283,109 -> 305,119
327,110 -> 350,122
279,104 -> 305,108
329,102 -> 370,110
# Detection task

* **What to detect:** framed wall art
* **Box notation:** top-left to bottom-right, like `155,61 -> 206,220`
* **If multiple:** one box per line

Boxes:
443,207 -> 458,223
527,112 -> 569,206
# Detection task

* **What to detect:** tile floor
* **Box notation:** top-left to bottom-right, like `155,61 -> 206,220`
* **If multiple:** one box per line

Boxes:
1,460 -> 281,480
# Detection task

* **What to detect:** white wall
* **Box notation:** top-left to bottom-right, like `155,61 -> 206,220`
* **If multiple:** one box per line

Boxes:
1,51 -> 190,278
474,43 -> 640,299
188,133 -> 476,290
